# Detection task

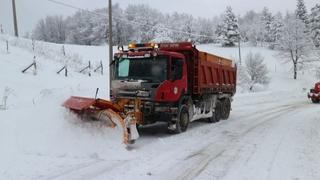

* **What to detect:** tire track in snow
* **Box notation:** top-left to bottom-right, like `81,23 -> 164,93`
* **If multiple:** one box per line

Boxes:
234,100 -> 310,120
124,102 -> 310,179
266,127 -> 287,180
46,159 -> 128,180
166,102 -> 312,180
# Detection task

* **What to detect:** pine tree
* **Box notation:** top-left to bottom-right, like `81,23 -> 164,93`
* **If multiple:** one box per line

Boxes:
261,7 -> 274,43
218,6 -> 240,47
269,13 -> 283,49
310,4 -> 320,47
295,0 -> 309,26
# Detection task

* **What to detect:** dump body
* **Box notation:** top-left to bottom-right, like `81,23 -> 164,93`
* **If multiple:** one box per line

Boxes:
159,42 -> 236,96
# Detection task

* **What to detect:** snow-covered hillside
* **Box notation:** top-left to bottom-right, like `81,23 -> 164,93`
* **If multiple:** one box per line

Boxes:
1,36 -> 319,180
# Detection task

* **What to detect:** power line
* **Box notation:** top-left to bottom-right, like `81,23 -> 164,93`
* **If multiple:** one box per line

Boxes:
46,0 -> 216,39
47,0 -> 104,17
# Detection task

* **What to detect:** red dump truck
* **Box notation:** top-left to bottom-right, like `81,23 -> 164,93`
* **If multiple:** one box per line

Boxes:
308,82 -> 320,103
64,42 -> 237,144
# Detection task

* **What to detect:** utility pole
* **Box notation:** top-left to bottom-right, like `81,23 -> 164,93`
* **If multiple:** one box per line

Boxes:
108,0 -> 113,97
0,24 -> 3,34
12,0 -> 19,37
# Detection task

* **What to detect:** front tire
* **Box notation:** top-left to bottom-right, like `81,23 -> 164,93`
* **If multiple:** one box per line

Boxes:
170,105 -> 190,133
312,98 -> 320,103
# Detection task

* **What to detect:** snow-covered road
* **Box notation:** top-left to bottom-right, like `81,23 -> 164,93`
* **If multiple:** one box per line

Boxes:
6,92 -> 318,180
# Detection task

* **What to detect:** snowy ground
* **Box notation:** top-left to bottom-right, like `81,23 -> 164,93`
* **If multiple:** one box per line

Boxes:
0,37 -> 319,180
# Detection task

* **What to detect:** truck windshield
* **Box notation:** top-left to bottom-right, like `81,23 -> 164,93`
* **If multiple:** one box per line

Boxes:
116,56 -> 168,82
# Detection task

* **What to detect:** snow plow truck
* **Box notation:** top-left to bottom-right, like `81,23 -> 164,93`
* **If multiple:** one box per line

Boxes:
63,42 -> 237,144
308,82 -> 320,103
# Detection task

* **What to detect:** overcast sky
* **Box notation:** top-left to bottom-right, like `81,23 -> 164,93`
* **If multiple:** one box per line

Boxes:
0,0 -> 319,35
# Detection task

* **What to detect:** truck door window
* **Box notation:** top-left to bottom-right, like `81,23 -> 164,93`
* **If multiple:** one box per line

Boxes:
172,59 -> 183,80
118,59 -> 130,77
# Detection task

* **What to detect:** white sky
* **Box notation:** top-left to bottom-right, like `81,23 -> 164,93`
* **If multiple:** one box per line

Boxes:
0,0 -> 319,35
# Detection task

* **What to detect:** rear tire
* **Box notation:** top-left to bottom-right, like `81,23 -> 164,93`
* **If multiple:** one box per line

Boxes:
208,102 -> 219,123
212,101 -> 222,123
312,98 -> 319,103
221,98 -> 231,120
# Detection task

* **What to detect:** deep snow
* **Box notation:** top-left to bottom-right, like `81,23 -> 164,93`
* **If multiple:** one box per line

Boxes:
0,36 -> 319,180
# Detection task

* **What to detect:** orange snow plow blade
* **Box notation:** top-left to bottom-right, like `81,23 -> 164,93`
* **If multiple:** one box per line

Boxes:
63,96 -> 139,145
63,96 -> 121,112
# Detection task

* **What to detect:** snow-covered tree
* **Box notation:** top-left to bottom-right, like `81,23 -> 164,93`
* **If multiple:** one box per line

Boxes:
193,18 -> 215,44
244,52 -> 270,91
310,4 -> 320,47
238,11 -> 262,45
125,4 -> 163,43
32,15 -> 66,44
239,9 -> 282,47
278,14 -> 312,79
152,23 -> 172,43
166,12 -> 196,42
261,7 -> 274,43
217,6 -> 240,46
65,11 -> 96,45
269,13 -> 283,49
112,4 -> 131,45
315,67 -> 320,79
295,0 -> 309,26
237,65 -> 251,92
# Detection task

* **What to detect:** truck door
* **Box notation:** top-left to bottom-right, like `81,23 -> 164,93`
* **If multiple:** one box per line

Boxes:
154,56 -> 187,102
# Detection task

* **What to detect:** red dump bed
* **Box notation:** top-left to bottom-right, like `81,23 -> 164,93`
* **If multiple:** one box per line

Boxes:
197,51 -> 236,95
159,42 -> 237,96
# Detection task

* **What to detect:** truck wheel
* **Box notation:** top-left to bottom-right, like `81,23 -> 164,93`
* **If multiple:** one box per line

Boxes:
210,101 -> 222,123
208,102 -> 219,123
208,111 -> 218,123
170,105 -> 190,134
221,98 -> 231,120
312,98 -> 319,103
